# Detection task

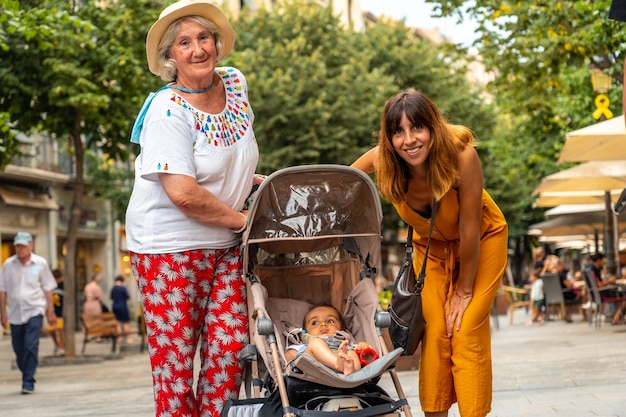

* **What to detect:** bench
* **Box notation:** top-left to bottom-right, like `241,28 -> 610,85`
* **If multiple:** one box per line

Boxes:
80,313 -> 118,354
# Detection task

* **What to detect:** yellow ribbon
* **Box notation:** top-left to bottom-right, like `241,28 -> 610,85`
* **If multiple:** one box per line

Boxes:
592,94 -> 613,120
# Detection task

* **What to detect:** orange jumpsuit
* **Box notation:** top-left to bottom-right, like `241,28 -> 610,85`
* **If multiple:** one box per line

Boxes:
395,188 -> 508,417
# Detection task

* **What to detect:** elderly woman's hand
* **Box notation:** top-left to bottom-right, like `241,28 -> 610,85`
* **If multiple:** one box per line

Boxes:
253,174 -> 267,186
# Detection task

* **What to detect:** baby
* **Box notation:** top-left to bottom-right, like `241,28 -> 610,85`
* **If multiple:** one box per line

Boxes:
285,304 -> 376,375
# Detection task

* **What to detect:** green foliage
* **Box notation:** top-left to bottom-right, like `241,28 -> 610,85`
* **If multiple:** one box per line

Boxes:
75,0 -> 166,158
0,112 -> 18,170
231,2 -> 396,171
1,3 -> 95,134
425,0 -> 625,238
85,151 -> 134,224
0,0 -> 164,162
232,0 -> 495,181
356,18 -> 490,132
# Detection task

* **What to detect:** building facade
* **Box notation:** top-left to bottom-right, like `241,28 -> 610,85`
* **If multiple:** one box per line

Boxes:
0,132 -> 136,330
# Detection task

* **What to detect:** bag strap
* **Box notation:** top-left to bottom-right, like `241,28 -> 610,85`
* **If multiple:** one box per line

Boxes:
410,199 -> 439,293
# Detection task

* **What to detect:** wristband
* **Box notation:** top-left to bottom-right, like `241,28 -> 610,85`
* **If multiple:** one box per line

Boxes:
231,212 -> 248,234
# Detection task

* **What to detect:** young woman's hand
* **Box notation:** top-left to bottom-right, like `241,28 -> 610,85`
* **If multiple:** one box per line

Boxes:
446,290 -> 473,337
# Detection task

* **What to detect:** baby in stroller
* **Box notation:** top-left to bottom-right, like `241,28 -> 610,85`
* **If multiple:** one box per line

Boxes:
227,165 -> 411,417
285,304 -> 378,375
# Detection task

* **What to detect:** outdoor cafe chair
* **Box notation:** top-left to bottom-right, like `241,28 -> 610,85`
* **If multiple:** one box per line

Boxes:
582,269 -> 626,328
541,273 -> 566,321
501,285 -> 531,325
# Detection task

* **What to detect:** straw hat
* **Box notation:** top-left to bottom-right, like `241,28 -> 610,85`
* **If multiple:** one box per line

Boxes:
146,0 -> 236,75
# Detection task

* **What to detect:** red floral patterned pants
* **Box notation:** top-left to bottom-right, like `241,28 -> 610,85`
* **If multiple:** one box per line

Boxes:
131,248 -> 248,417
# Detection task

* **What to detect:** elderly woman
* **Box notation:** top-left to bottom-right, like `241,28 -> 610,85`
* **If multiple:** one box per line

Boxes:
126,1 -> 263,416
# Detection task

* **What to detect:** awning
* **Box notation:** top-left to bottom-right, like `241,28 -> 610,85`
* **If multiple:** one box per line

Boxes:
0,186 -> 58,210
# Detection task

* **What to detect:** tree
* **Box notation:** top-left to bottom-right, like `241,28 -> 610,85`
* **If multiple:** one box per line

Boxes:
420,0 -> 625,281
85,151 -> 134,225
231,2 -> 397,171
425,1 -> 624,234
232,1 -> 497,231
428,1 -> 623,83
0,0 -> 163,356
356,17 -> 493,134
0,112 -> 17,170
232,2 -> 496,171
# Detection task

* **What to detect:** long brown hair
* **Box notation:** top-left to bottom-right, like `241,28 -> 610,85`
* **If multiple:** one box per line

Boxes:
376,89 -> 477,203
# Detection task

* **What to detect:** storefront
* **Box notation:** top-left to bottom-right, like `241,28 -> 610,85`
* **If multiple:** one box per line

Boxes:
0,179 -> 136,330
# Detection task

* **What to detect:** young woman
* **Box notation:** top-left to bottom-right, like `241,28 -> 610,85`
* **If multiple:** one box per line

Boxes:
352,89 -> 508,417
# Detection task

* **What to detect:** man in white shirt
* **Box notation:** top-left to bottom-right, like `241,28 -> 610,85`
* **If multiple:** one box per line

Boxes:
0,232 -> 57,394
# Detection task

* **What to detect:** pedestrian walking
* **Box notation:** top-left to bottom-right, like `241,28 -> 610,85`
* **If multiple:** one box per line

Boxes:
0,232 -> 57,394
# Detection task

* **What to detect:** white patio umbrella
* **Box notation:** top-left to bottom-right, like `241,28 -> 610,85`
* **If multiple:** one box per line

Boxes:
533,190 -> 624,208
533,235 -> 598,251
533,160 -> 626,194
528,204 -> 626,256
532,161 -> 626,273
528,212 -> 626,237
528,214 -> 603,237
549,238 -> 597,251
558,115 -> 626,163
544,204 -> 606,217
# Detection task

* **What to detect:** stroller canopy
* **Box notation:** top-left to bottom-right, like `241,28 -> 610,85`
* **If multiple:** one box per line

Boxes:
242,165 -> 383,271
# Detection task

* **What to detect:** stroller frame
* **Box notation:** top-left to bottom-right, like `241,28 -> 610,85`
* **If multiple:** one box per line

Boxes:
236,165 -> 413,417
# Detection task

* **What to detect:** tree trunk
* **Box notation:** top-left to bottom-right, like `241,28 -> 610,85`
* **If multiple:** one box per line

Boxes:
62,109 -> 85,357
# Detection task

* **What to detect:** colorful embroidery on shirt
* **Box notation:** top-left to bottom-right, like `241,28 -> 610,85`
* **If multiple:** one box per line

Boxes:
167,68 -> 251,148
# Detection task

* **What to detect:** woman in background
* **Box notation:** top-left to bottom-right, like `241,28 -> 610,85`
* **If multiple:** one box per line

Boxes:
110,275 -> 132,344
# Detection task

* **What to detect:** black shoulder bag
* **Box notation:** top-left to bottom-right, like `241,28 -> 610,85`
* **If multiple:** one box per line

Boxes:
388,199 -> 439,356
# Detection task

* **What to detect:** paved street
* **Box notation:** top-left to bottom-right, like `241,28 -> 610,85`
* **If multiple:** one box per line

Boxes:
1,308 -> 625,417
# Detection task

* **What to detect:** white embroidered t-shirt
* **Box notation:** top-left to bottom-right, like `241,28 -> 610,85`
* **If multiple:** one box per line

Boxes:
126,67 -> 259,253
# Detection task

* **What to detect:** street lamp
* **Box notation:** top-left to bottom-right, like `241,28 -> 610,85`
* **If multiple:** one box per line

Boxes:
589,67 -> 613,93
589,66 -> 614,120
589,64 -> 618,275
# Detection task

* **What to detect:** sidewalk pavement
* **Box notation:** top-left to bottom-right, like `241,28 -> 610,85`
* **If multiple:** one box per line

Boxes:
1,308 -> 625,417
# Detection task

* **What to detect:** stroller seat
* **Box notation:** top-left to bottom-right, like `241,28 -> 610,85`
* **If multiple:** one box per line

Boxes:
239,165 -> 412,417
287,348 -> 403,389
253,278 -> 403,389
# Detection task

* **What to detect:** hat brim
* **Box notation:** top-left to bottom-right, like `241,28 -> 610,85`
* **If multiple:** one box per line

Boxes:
14,239 -> 31,246
146,1 -> 235,76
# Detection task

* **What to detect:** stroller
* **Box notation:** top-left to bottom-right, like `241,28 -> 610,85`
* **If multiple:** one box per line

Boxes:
224,165 -> 413,417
